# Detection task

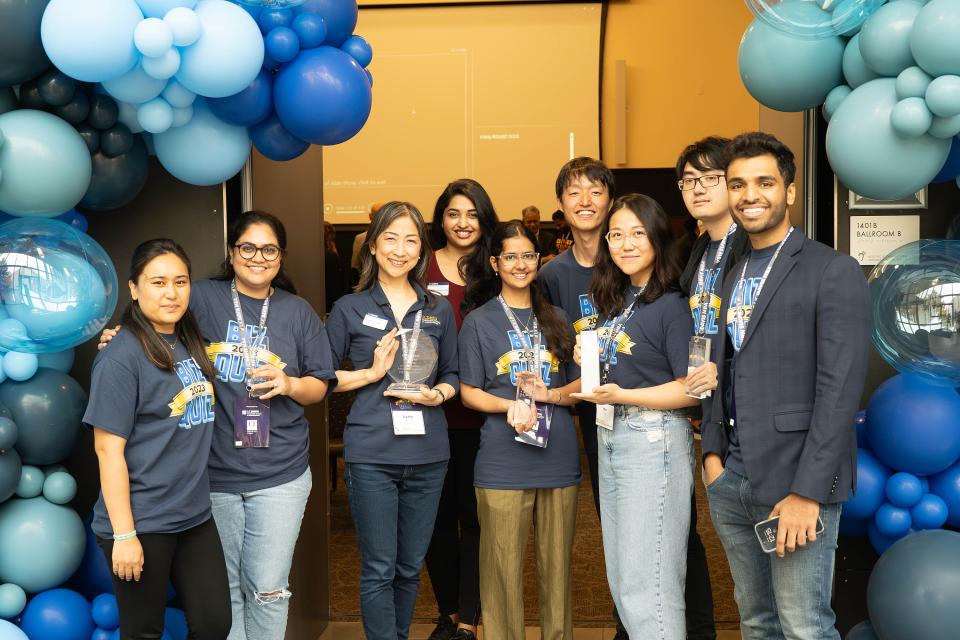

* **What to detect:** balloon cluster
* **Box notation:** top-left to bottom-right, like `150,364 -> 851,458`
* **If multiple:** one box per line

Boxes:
739,0 -> 960,201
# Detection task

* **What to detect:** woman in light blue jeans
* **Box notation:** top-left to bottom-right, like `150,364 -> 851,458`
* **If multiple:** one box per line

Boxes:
573,194 -> 699,639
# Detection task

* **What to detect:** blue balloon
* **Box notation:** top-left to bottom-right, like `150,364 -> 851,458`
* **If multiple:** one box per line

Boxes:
845,448 -> 890,520
0,219 -> 118,352
164,608 -> 188,640
868,530 -> 960,640
135,0 -> 196,19
0,450 -> 20,503
102,65 -> 166,104
162,80 -> 197,109
0,498 -> 85,593
251,113 -> 310,161
896,65 -> 934,100
823,84 -> 852,121
0,416 -> 16,450
56,210 -> 90,233
141,48 -> 182,81
867,520 -> 906,555
875,503 -> 912,537
854,409 -> 868,448
86,94 -> 120,130
846,620 -> 879,640
297,0 -> 357,47
826,79 -> 951,200
843,33 -> 881,89
176,0 -> 264,98
886,472 -> 924,508
43,471 -> 78,504
932,136 -> 960,181
858,0 -> 922,76
866,374 -> 960,476
16,466 -> 44,499
81,137 -> 150,211
292,12 -> 327,49
40,0 -> 143,83
164,7 -> 202,47
266,27 -> 301,63
930,459 -> 960,527
0,583 -> 26,619
69,519 -> 113,599
138,98 -> 175,134
257,8 -> 294,33
2,352 -> 37,382
154,99 -> 251,186
341,34 -> 371,67
91,594 -> 119,630
1,369 -> 88,466
134,17 -> 174,58
207,69 -> 273,126
0,110 -> 93,217
37,348 -> 76,373
0,0 -> 50,87
925,74 -> 960,119
20,589 -> 94,640
929,113 -> 960,140
910,0 -> 960,78
911,493 -> 948,529
745,0 -> 886,39
0,620 -> 27,640
275,46 -> 371,145
890,97 -> 933,137
91,629 -> 113,640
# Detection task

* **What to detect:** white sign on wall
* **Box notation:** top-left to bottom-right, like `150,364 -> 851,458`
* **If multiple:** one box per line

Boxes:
850,215 -> 920,266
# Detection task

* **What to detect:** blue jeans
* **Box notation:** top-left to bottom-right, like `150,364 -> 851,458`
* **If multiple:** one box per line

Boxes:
345,461 -> 447,640
598,407 -> 694,640
210,467 -> 312,640
706,467 -> 842,640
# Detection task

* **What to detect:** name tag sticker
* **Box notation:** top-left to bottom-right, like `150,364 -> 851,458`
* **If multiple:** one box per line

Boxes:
363,313 -> 389,330
428,282 -> 450,297
390,400 -> 425,435
596,404 -> 614,430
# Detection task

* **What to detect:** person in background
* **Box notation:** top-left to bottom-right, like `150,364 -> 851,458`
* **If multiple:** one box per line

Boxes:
88,239 -> 230,640
552,209 -> 574,255
325,220 -> 348,311
522,205 -> 556,261
351,202 -> 385,276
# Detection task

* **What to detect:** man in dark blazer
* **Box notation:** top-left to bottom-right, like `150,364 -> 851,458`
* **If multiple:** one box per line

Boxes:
702,132 -> 870,640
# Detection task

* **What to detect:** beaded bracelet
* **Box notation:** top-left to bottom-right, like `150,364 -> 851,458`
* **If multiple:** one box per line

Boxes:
113,530 -> 137,541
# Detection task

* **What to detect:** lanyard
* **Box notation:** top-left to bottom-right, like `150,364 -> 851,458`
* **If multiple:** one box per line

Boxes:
694,223 -> 737,336
497,296 -> 541,378
733,227 -> 793,343
600,286 -> 644,384
398,309 -> 424,379
230,279 -> 271,374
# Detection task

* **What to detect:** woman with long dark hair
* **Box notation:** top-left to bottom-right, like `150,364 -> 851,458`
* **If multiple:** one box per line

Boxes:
572,194 -> 699,639
458,221 -> 581,640
424,179 -> 498,640
326,201 -> 460,640
87,239 -> 230,640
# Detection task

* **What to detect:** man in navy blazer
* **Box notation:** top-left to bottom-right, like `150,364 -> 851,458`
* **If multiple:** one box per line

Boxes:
701,132 -> 870,640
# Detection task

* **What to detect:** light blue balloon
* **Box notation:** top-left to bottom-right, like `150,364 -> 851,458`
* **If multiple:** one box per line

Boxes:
925,75 -> 960,118
40,0 -> 144,83
827,78 -> 951,200
176,0 -> 264,98
162,79 -> 197,108
896,65 -> 934,99
154,99 -> 251,186
136,0 -> 196,19
135,17 -> 173,58
116,101 -> 145,134
0,620 -> 27,640
858,0 -> 922,76
823,84 -> 852,121
910,0 -> 960,77
843,33 -> 881,88
929,113 -> 960,139
171,106 -> 193,128
138,98 -> 174,133
142,48 -> 181,80
102,65 -> 166,105
891,96 -> 934,137
16,466 -> 44,499
42,471 -> 78,505
1,352 -> 38,382
0,110 -> 92,217
745,0 -> 886,38
739,3 -> 845,112
0,497 -> 85,593
0,583 -> 26,619
164,7 -> 202,46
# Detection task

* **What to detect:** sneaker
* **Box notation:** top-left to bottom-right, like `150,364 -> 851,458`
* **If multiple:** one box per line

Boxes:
427,615 -> 458,640
451,629 -> 477,640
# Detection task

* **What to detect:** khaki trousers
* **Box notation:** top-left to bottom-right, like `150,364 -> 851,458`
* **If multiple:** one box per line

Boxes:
476,485 -> 578,640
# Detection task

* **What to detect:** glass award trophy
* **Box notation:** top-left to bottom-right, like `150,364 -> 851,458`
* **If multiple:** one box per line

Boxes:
686,336 -> 711,399
513,371 -> 538,431
387,332 -> 438,393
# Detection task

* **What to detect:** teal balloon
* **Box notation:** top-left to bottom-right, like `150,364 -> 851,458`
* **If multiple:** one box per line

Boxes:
823,84 -> 852,121
43,471 -> 77,504
15,466 -> 43,499
858,0 -> 922,76
0,583 -> 26,619
40,0 -> 143,83
154,99 -> 251,186
826,78 -> 951,200
843,32 -> 880,89
0,0 -> 51,87
929,114 -> 960,139
925,74 -> 960,118
0,89 -> 16,117
0,450 -> 20,503
0,417 -> 16,450
135,0 -> 196,19
1,369 -> 87,465
896,65 -> 934,99
739,4 -> 845,112
0,498 -> 85,593
0,110 -> 92,217
910,0 -> 960,77
1,352 -> 38,382
102,65 -> 166,105
37,349 -> 75,373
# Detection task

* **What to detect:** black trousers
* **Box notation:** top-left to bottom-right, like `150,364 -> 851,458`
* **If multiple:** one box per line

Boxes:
579,404 -> 717,639
98,518 -> 231,640
425,429 -> 482,625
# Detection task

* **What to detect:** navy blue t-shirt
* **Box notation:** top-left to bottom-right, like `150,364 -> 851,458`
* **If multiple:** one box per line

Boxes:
458,298 -> 582,490
538,249 -> 597,334
189,279 -> 338,493
723,245 -> 777,474
598,290 -> 692,390
85,330 -> 216,538
326,282 -> 459,465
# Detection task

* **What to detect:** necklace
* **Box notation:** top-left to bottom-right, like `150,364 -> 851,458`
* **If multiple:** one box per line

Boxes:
161,334 -> 178,350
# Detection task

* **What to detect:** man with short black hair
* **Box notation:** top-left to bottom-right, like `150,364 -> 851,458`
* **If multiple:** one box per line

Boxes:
703,132 -> 870,640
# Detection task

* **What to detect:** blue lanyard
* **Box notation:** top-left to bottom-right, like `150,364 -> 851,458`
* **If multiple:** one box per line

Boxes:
732,227 -> 793,343
600,286 -> 644,384
694,223 -> 736,336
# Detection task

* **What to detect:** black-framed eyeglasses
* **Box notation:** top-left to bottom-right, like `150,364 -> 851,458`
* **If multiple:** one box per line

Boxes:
677,174 -> 724,191
234,243 -> 282,262
497,252 -> 540,265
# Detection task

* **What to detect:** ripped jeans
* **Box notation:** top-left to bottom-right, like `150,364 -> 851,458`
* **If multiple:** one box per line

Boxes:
210,467 -> 312,640
598,406 -> 693,640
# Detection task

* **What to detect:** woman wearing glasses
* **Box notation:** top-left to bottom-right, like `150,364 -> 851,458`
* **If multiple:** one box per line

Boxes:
572,194 -> 699,640
459,221 -> 581,640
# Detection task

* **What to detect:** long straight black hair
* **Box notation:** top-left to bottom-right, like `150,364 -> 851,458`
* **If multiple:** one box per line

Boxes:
462,221 -> 574,361
123,239 -> 217,381
214,210 -> 297,294
430,179 -> 499,292
590,194 -> 682,321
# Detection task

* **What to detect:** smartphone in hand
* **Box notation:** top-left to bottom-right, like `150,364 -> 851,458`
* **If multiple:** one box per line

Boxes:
755,515 -> 825,554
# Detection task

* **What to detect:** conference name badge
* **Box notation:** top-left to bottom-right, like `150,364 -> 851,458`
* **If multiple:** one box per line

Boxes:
390,399 -> 425,435
234,396 -> 270,448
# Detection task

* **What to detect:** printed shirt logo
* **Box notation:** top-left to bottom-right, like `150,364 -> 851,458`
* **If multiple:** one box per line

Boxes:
726,276 -> 763,351
422,315 -> 441,326
598,313 -> 636,366
206,321 -> 287,384
689,265 -> 722,336
495,329 -> 560,385
573,294 -> 598,333
169,357 -> 215,428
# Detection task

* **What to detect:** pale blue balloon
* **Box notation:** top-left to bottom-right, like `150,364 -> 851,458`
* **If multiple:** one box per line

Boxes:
858,0 -> 922,76
823,84 -> 852,121
925,75 -> 960,118
162,79 -> 197,108
896,65 -> 934,99
36,349 -> 75,373
176,0 -> 264,98
171,106 -> 193,128
843,33 -> 881,88
745,0 -> 886,38
42,471 -> 78,504
16,466 -> 44,499
154,99 -> 251,185
891,96 -> 934,137
40,0 -> 143,83
739,3 -> 845,111
142,48 -> 181,80
827,78 -> 951,200
165,7 -> 202,46
0,583 -> 26,619
0,110 -> 92,217
910,0 -> 960,77
136,0 -> 197,19
929,114 -> 960,139
138,98 -> 174,133
116,100 -> 145,133
135,18 -> 174,58
1,352 -> 38,382
0,497 -> 85,593
102,64 -> 166,104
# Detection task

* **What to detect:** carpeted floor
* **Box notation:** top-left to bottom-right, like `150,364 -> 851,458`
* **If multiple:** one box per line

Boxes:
328,432 -> 739,629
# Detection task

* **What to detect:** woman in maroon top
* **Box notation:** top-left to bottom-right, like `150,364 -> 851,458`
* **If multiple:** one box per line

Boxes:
425,178 -> 499,640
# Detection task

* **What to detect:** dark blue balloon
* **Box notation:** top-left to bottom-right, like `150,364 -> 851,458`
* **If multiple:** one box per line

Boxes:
208,69 -> 274,127
930,460 -> 960,527
164,608 -> 188,640
258,8 -> 294,34
80,137 -> 150,211
91,594 -> 119,630
55,209 -> 89,233
867,520 -> 904,555
0,449 -> 21,503
875,503 -> 912,538
298,0 -> 357,47
20,589 -> 95,640
292,13 -> 327,49
845,448 -> 890,520
92,628 -> 113,640
251,113 -> 310,161
99,124 -> 134,159
341,34 -> 371,67
855,409 -> 868,448
933,136 -> 960,182
2,369 -> 87,465
266,27 -> 300,64
911,493 -> 948,530
69,517 -> 113,599
86,94 -> 119,131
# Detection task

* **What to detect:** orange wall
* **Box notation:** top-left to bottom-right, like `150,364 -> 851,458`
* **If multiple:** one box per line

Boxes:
602,0 -> 760,168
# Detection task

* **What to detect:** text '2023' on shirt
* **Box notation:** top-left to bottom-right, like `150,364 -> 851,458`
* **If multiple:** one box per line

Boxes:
538,249 -> 597,334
